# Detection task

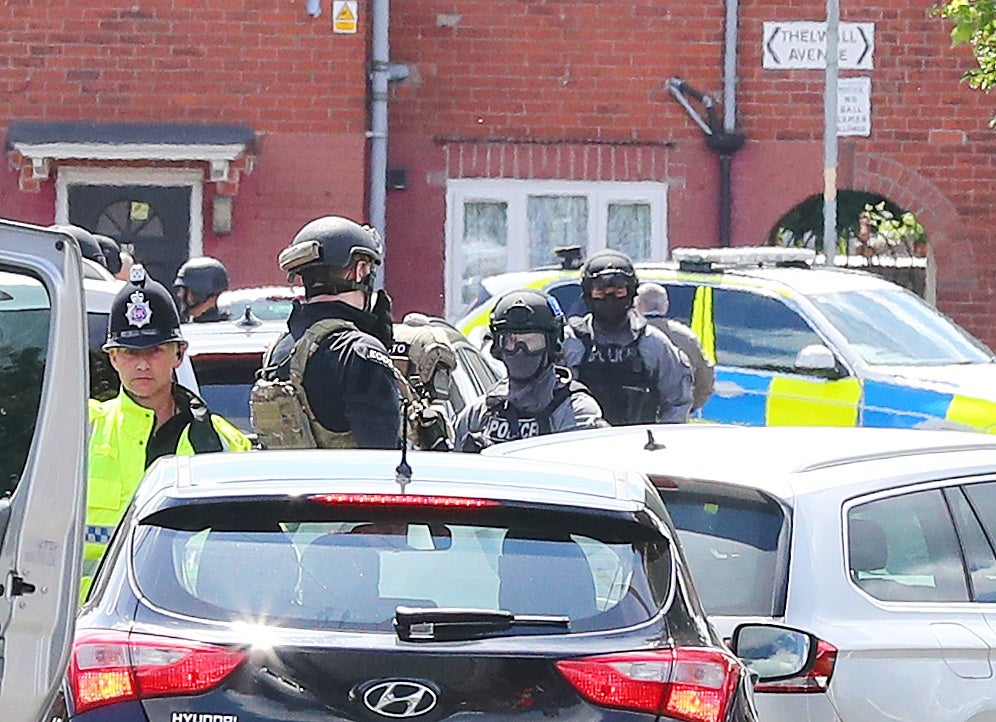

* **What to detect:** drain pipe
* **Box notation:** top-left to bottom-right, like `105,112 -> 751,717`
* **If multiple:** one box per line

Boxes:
369,0 -> 408,281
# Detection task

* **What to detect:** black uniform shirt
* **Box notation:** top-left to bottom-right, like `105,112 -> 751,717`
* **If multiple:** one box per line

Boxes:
280,299 -> 401,449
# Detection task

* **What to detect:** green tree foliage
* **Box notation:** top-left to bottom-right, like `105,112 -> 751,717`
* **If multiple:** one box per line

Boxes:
936,0 -> 996,96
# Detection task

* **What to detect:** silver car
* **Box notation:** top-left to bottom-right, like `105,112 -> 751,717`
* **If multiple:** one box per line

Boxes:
0,220 -> 88,722
488,424 -> 996,722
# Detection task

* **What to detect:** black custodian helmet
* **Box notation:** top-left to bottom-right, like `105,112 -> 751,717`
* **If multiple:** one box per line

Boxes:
488,289 -> 565,360
278,216 -> 383,298
173,256 -> 230,304
49,224 -> 106,268
580,249 -> 638,298
103,265 -> 184,350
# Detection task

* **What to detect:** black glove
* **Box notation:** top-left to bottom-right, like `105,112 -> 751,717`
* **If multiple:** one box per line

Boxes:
415,406 -> 453,451
460,432 -> 491,454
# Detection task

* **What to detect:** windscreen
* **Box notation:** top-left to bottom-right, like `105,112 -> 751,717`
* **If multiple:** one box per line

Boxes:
132,499 -> 672,634
662,489 -> 787,616
810,288 -> 993,366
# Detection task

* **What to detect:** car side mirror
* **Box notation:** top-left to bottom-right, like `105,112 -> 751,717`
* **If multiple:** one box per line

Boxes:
794,344 -> 843,378
730,623 -> 814,681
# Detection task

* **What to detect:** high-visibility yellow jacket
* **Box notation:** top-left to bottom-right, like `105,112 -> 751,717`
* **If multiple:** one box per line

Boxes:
83,387 -> 251,599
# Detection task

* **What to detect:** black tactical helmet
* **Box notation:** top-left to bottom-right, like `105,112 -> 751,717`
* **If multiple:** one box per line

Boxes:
49,224 -> 106,268
93,234 -> 122,275
103,265 -> 184,350
488,289 -> 565,360
580,249 -> 638,299
173,256 -> 230,305
279,216 -> 383,298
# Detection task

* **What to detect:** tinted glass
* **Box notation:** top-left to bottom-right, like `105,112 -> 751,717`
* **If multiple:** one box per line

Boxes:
848,489 -> 968,602
87,311 -> 119,401
0,269 -> 50,497
662,489 -> 786,616
132,500 -> 672,634
713,289 -> 823,370
946,486 -> 996,602
190,354 -> 261,433
810,288 -> 992,365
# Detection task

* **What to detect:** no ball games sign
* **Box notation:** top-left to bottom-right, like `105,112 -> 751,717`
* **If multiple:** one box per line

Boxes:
763,22 -> 874,70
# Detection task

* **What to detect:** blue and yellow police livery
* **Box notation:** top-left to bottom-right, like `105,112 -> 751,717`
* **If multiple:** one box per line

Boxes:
456,249 -> 996,434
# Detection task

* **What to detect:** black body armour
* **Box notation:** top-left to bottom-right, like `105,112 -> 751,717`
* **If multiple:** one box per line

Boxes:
570,317 -> 660,425
481,381 -> 585,443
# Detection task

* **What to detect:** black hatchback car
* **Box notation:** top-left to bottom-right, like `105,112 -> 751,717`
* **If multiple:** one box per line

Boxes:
68,450 -> 757,722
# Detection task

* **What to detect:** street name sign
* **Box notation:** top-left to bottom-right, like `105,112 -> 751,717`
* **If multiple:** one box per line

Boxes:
763,22 -> 875,70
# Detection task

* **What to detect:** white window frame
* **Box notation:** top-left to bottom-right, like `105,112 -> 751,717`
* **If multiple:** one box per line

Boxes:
55,166 -> 204,257
445,179 -> 668,317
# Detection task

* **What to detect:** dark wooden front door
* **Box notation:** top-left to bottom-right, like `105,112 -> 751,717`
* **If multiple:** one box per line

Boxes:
69,184 -> 191,286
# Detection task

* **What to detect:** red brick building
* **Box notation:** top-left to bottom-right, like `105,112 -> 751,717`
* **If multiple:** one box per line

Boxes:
2,1 -> 993,345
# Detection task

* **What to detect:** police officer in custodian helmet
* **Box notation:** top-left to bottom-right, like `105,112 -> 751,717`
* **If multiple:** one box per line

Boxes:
84,266 -> 250,599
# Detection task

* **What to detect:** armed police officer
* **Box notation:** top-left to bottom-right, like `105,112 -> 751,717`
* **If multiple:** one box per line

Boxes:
563,250 -> 693,425
86,265 -> 251,596
455,289 -> 605,451
251,216 -> 401,450
173,256 -> 231,322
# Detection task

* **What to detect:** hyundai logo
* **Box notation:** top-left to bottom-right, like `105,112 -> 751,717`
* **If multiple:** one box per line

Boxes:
362,680 -> 438,718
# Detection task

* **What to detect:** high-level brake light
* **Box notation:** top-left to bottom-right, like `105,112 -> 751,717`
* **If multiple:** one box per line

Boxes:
310,493 -> 500,508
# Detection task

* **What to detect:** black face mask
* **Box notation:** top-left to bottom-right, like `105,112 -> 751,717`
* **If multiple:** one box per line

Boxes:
589,296 -> 631,327
502,349 -> 547,381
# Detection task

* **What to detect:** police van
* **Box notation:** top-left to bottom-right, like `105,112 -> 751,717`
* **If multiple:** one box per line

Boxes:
456,248 -> 996,432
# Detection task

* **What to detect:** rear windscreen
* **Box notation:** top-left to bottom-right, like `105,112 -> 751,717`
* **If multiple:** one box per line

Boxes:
132,500 -> 673,633
662,490 -> 786,616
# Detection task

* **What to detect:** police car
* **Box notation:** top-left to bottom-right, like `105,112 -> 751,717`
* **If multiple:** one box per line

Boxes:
456,248 -> 996,432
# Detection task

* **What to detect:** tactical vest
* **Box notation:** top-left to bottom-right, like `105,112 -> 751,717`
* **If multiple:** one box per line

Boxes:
481,380 -> 589,443
251,318 -> 359,449
569,316 -> 660,425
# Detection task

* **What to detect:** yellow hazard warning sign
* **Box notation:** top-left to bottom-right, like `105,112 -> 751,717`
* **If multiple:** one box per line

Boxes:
332,1 -> 358,33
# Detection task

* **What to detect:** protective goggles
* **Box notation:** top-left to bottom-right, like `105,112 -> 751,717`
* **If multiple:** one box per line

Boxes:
588,272 -> 633,293
496,331 -> 547,355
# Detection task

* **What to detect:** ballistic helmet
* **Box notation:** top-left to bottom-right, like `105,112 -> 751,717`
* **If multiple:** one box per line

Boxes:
103,265 -> 184,350
580,249 -> 638,299
49,224 -> 106,268
93,234 -> 122,276
278,216 -> 383,298
173,256 -> 230,305
488,289 -> 565,361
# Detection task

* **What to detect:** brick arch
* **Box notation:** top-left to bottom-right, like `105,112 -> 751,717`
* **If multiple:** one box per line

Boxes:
850,152 -> 961,254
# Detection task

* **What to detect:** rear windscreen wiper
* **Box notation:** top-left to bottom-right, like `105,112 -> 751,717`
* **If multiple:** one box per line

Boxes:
394,606 -> 570,642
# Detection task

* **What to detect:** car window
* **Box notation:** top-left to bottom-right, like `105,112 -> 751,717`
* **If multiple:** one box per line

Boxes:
189,353 -> 260,433
713,289 -> 825,371
946,485 -> 996,602
810,288 -> 992,366
661,283 -> 695,326
0,270 -> 50,496
848,489 -> 968,602
661,488 -> 786,616
132,500 -> 672,634
454,345 -> 497,402
548,281 -> 587,319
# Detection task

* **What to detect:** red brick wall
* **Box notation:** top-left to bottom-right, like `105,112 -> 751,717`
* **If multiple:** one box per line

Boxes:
387,0 -> 996,346
0,0 -> 371,288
